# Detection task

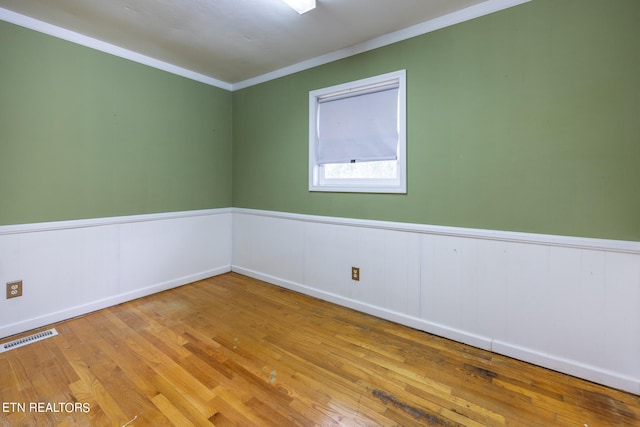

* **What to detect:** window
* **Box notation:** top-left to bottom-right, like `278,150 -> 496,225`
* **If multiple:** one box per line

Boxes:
309,70 -> 406,193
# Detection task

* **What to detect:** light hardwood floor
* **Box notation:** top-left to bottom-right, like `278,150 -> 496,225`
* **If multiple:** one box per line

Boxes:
1,272 -> 639,426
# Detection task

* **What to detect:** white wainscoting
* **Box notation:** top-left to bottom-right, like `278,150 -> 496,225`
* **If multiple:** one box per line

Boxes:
232,208 -> 640,395
0,209 -> 232,339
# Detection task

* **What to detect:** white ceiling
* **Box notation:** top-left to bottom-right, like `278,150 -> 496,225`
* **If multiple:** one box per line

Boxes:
0,0 -> 527,89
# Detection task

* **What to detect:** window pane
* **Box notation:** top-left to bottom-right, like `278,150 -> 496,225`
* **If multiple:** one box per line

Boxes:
323,160 -> 397,179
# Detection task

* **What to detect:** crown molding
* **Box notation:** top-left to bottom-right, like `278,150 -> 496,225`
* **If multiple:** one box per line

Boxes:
231,0 -> 531,90
1,0 -> 531,91
0,7 -> 233,91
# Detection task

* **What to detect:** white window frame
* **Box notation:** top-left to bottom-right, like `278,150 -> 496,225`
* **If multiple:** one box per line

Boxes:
309,69 -> 407,193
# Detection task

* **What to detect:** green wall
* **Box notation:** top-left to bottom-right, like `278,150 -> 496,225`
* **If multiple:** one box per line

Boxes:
2,0 -> 639,241
0,21 -> 232,226
232,0 -> 640,241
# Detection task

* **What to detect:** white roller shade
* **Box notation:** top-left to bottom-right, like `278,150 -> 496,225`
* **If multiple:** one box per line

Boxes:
316,85 -> 399,164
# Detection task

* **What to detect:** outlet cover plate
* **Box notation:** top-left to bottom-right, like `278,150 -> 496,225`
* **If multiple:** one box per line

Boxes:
6,281 -> 23,299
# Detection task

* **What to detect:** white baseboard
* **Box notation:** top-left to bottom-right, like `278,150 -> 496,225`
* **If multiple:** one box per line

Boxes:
492,341 -> 640,395
0,266 -> 230,340
232,266 -> 494,351
0,209 -> 232,340
2,207 -> 638,395
232,209 -> 640,395
233,265 -> 640,395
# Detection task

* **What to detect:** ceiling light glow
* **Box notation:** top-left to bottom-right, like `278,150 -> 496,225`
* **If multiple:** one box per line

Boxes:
282,0 -> 316,14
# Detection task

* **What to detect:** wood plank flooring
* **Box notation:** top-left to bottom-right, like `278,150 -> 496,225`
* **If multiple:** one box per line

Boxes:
1,272 -> 639,426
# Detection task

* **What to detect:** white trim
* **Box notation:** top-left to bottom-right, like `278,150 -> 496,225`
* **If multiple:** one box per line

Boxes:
0,8 -> 232,91
309,70 -> 407,194
0,208 -> 232,236
0,209 -> 232,339
492,341 -> 640,395
231,0 -> 532,90
233,208 -> 640,254
233,264 -> 640,395
1,1 -> 531,91
232,266 -> 493,350
232,210 -> 640,394
0,267 -> 229,340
